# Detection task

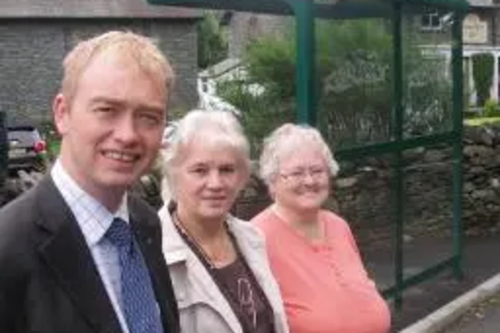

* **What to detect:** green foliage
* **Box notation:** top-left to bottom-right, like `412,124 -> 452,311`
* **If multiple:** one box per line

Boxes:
472,53 -> 494,107
197,12 -> 227,69
220,19 -> 453,150
315,20 -> 394,146
483,98 -> 500,117
38,119 -> 60,162
463,60 -> 472,109
404,56 -> 453,136
465,116 -> 500,126
217,32 -> 296,156
217,79 -> 293,157
245,35 -> 297,99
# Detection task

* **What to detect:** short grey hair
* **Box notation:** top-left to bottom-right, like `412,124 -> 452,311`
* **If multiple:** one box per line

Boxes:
160,109 -> 250,202
259,123 -> 340,185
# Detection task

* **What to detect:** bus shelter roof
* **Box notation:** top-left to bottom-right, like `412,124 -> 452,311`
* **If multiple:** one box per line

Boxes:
147,0 -> 469,19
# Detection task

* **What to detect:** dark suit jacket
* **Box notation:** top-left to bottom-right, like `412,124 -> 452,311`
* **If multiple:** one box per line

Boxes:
0,176 -> 179,333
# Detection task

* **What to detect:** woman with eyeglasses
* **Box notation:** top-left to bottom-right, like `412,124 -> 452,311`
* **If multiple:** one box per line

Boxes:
252,124 -> 390,333
158,109 -> 289,333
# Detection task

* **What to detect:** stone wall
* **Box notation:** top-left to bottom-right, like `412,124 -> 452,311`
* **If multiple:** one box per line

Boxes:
234,124 -> 500,247
0,19 -> 198,127
463,125 -> 500,230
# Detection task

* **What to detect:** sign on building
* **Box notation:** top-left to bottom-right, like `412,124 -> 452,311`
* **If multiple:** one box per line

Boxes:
463,14 -> 488,44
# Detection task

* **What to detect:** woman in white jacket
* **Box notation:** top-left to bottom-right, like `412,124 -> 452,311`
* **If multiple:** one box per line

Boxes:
158,109 -> 289,333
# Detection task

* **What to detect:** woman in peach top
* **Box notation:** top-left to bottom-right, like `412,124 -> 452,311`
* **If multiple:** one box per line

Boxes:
252,124 -> 390,333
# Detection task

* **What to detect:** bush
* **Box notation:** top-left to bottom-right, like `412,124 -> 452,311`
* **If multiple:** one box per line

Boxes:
217,79 -> 294,157
198,12 -> 227,69
483,99 -> 500,117
247,19 -> 452,147
38,119 -> 60,162
472,53 -> 494,107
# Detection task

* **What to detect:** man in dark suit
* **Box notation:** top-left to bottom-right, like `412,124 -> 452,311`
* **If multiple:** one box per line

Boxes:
0,31 -> 179,333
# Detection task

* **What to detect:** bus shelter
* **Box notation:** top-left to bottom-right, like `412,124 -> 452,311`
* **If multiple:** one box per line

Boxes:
148,0 -> 468,308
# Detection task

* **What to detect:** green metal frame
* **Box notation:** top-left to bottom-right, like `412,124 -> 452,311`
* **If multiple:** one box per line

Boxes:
148,0 -> 468,308
147,0 -> 468,18
451,11 -> 465,281
391,1 -> 405,308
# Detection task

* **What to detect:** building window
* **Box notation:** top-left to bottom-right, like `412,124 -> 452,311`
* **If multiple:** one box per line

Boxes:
421,11 -> 442,31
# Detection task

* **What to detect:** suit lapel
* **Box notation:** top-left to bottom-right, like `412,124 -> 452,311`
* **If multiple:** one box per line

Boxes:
35,177 -> 123,333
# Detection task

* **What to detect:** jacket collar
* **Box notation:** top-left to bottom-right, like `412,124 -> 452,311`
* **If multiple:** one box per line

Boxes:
159,205 -> 288,333
159,205 -> 264,264
35,176 -> 123,333
226,217 -> 289,333
159,206 -> 243,333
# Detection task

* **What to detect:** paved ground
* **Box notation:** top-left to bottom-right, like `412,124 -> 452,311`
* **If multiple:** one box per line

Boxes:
362,233 -> 500,332
440,293 -> 500,333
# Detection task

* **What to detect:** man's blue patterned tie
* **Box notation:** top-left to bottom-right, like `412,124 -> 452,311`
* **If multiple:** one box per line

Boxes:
106,218 -> 164,333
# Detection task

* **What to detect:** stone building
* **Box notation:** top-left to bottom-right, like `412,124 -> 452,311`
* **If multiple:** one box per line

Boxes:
418,0 -> 500,103
461,0 -> 500,103
226,12 -> 288,58
0,0 -> 201,126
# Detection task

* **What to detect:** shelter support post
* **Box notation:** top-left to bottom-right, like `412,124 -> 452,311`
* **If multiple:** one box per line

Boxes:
289,0 -> 316,125
391,0 -> 404,310
451,11 -> 464,280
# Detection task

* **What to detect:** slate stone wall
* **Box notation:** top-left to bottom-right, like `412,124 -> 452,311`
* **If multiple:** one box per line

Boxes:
0,19 -> 198,126
234,125 -> 500,247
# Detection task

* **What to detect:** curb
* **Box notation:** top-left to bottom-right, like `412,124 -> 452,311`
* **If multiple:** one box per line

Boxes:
399,273 -> 500,333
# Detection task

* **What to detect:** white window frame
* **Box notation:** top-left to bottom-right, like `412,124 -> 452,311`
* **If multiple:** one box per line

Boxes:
421,11 -> 443,31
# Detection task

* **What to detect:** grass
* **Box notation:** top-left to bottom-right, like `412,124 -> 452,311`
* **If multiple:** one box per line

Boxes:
464,117 -> 500,126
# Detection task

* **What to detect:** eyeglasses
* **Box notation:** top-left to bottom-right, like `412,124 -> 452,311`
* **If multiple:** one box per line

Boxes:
279,167 -> 329,183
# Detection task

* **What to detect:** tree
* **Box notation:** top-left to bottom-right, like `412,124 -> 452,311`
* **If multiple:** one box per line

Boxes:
472,53 -> 494,107
197,12 -> 228,69
219,19 -> 452,151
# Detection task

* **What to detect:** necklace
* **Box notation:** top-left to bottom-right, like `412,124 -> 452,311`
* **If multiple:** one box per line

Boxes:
172,210 -> 276,333
173,211 -> 232,270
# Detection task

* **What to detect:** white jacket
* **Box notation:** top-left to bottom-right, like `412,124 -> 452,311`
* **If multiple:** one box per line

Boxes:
159,206 -> 289,333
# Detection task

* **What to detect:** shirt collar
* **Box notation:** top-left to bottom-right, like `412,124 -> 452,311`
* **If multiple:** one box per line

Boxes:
51,159 -> 129,246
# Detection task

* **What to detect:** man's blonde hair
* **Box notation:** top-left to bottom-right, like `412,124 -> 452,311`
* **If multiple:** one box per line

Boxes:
61,30 -> 174,102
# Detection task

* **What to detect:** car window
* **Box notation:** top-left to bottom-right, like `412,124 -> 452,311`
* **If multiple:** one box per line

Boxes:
8,129 -> 40,146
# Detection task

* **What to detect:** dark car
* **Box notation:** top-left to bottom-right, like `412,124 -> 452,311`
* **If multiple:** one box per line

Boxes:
7,126 -> 47,173
0,112 -> 7,187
